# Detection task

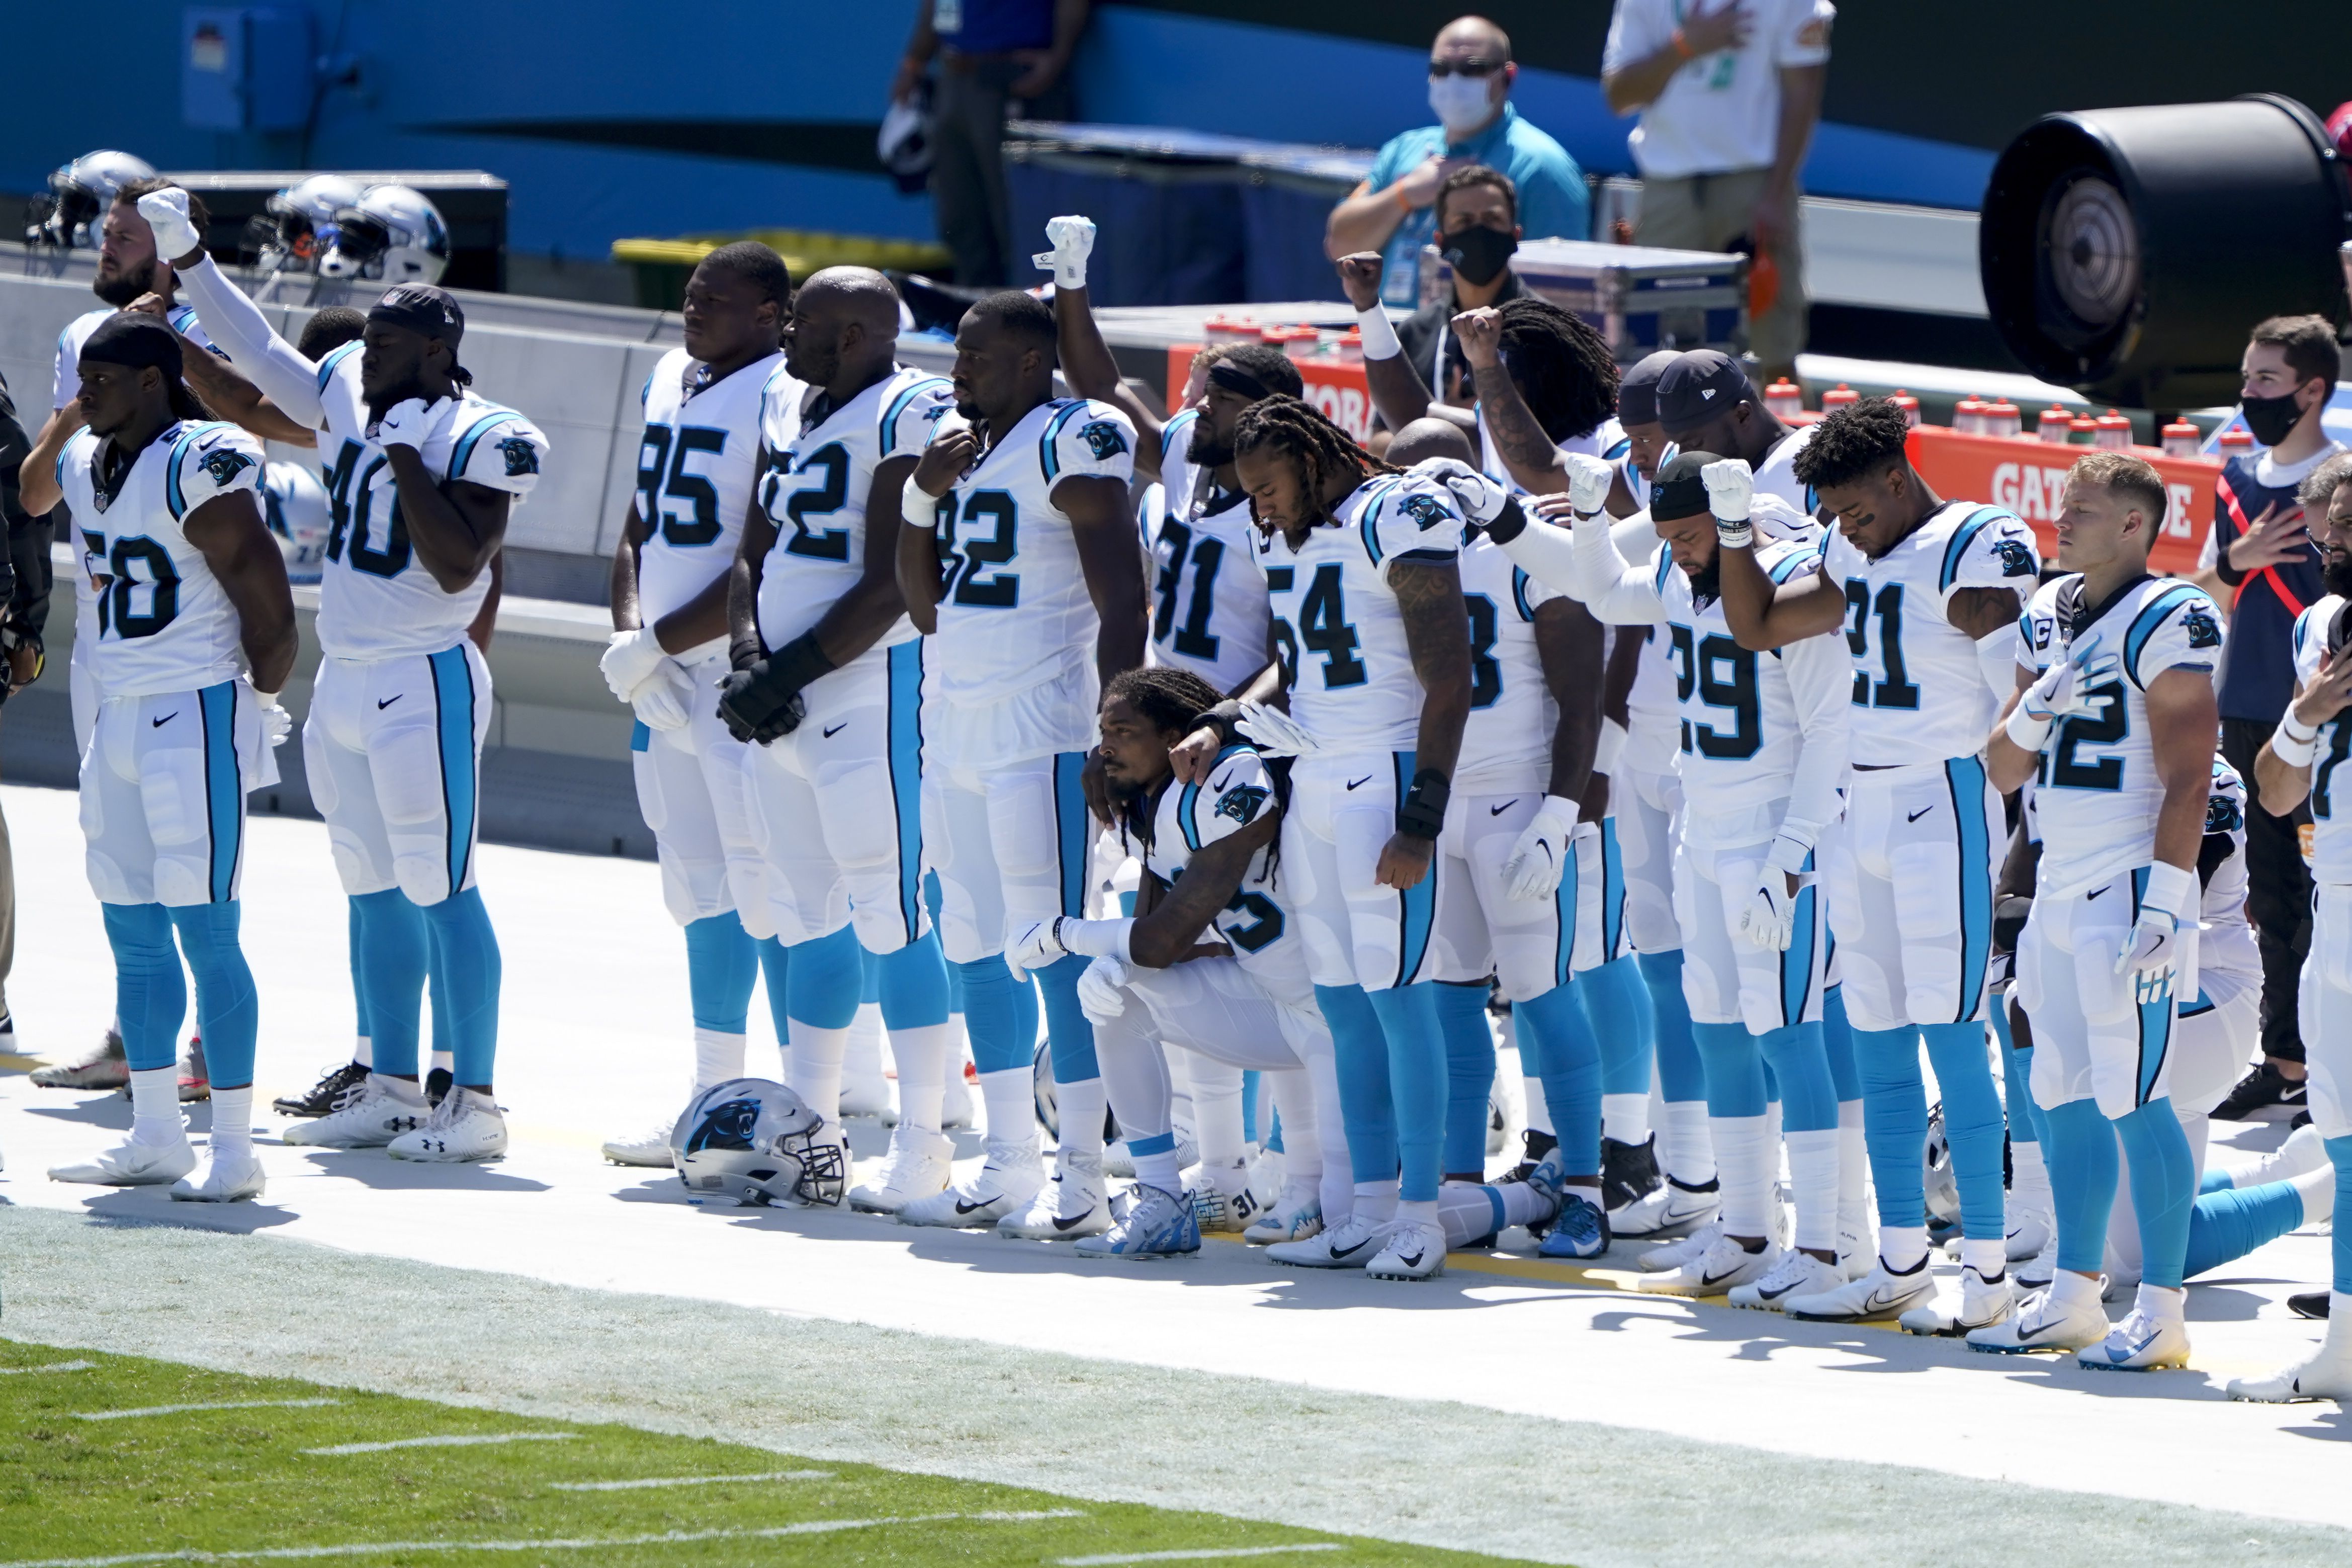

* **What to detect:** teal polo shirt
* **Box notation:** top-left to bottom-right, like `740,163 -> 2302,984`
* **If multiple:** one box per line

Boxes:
1363,103 -> 1590,308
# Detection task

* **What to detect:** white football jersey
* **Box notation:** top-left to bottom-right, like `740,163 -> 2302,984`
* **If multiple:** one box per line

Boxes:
2291,593 -> 2352,885
53,304 -> 214,410
56,419 -> 260,697
1456,526 -> 1564,793
1613,516 -> 1681,778
1751,421 -> 1818,517
311,342 -> 548,660
1261,470 -> 1463,753
1142,408 -> 1270,696
927,397 -> 1137,712
1140,743 -> 1310,1004
755,364 -> 950,676
1821,500 -> 2042,767
260,459 -> 328,584
634,346 -> 791,640
2016,573 -> 2224,898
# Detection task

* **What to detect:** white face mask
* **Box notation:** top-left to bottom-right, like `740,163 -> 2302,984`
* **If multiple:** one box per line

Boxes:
1428,73 -> 1496,137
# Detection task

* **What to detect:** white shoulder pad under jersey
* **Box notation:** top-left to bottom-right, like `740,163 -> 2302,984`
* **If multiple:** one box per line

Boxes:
1142,744 -> 1306,992
1658,533 -> 1823,833
1751,422 -> 1818,516
634,347 -> 789,631
1457,526 -> 1565,792
2292,593 -> 2352,883
1144,407 -> 1269,695
1823,499 -> 2042,766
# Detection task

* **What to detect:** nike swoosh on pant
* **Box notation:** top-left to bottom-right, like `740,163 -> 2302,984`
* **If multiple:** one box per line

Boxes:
1490,800 -> 1519,815
1907,806 -> 1935,822
1346,776 -> 1372,791
378,695 -> 401,710
822,723 -> 848,738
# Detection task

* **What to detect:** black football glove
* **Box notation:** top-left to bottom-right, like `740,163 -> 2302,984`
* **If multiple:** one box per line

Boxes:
714,632 -> 835,746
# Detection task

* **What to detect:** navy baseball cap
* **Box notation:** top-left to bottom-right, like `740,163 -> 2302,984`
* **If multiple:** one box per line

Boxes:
369,284 -> 464,345
1656,350 -> 1755,436
1616,351 -> 1679,428
1649,450 -> 1715,522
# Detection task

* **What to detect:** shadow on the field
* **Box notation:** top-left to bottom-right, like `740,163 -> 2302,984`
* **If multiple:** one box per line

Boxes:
65,1189 -> 302,1235
2179,1283 -> 2286,1323
2278,1404 -> 2351,1444
17,1095 -> 135,1129
271,1147 -> 554,1193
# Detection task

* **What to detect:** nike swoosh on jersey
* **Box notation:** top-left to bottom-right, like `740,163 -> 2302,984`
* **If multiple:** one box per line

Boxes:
1490,800 -> 1519,816
1345,775 -> 1373,791
1907,805 -> 1936,822
378,695 -> 401,710
822,722 -> 848,738
150,713 -> 177,728
2086,886 -> 2108,900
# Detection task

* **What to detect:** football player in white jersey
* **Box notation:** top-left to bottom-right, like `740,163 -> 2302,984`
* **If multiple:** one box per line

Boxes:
24,315 -> 296,1200
588,244 -> 796,1166
2236,451 -> 2352,1401
147,188 -> 549,1164
1487,452 -> 1854,1305
1653,351 -> 1817,517
892,291 -> 1147,1237
1169,397 -> 1475,1281
721,266 -> 960,1208
1972,452 -> 2219,1369
1714,397 -> 2038,1331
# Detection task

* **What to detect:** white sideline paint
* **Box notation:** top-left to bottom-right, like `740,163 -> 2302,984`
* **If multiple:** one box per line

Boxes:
0,1512 -> 1087,1568
548,1469 -> 833,1490
303,1432 -> 577,1456
1060,1546 -> 1349,1565
74,1399 -> 339,1421
0,1360 -> 95,1374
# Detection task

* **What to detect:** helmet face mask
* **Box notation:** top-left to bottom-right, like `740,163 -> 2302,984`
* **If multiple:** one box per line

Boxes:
319,185 -> 450,286
251,175 -> 368,273
669,1078 -> 845,1208
27,149 -> 156,248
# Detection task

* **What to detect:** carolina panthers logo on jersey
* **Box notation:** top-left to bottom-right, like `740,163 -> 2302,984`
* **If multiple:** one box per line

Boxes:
1214,782 -> 1269,825
1399,493 -> 1451,531
197,447 -> 255,487
684,1097 -> 760,1153
498,436 -> 540,478
1078,420 -> 1128,461
2206,790 -> 2244,837
1993,538 -> 2036,577
2182,603 -> 2222,650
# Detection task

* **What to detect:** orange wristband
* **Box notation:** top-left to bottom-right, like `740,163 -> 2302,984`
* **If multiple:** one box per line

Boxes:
1671,26 -> 1694,59
1395,183 -> 1413,214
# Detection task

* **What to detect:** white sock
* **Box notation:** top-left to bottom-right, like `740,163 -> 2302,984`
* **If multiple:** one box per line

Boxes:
1394,1196 -> 1440,1229
430,1049 -> 454,1079
128,1066 -> 185,1147
889,1021 -> 950,1136
209,1086 -> 254,1159
1601,1092 -> 1649,1146
977,1066 -> 1036,1149
1661,1098 -> 1715,1185
1838,1098 -> 1869,1237
1266,1068 -> 1320,1187
1056,1075 -> 1107,1158
1182,1052 -> 1247,1168
693,1028 -> 746,1094
2051,1269 -> 2104,1310
1134,1147 -> 1182,1193
353,1034 -> 372,1069
1784,1127 -> 1841,1254
2135,1280 -> 2186,1325
1352,1179 -> 1399,1225
2317,1296 -> 2352,1369
373,1072 -> 427,1105
1498,1179 -> 1555,1231
786,1019 -> 848,1123
1521,1074 -> 1553,1135
1437,1184 -> 1497,1247
1710,1113 -> 1774,1238
1962,1237 -> 2007,1278
2290,1164 -> 2336,1225
2010,1135 -> 2052,1215
1763,1097 -> 1783,1159
1879,1223 -> 1930,1273
847,1000 -> 884,1065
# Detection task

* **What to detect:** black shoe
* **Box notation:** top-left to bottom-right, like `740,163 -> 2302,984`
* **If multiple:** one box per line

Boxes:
1601,1133 -> 1663,1215
424,1067 -> 453,1109
2212,1062 -> 2308,1121
1500,1127 -> 1557,1185
274,1060 -> 369,1118
2291,1108 -> 2312,1129
2289,1290 -> 2331,1321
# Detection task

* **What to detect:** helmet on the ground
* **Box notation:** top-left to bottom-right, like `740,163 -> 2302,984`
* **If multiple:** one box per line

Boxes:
28,150 -> 156,248
248,174 -> 368,273
670,1078 -> 845,1207
319,184 -> 449,285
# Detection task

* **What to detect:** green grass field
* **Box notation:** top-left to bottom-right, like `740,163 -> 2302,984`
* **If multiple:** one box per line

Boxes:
0,1339 -> 1546,1568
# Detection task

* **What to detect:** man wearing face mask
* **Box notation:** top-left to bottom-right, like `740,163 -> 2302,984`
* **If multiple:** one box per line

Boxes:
2208,314 -> 2348,1122
1325,16 -> 1588,311
1393,167 -> 1527,409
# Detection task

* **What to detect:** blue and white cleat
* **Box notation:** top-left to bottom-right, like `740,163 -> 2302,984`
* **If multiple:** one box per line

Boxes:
2078,1287 -> 2190,1371
1537,1190 -> 1610,1261
1075,1183 -> 1200,1258
1966,1273 -> 2109,1354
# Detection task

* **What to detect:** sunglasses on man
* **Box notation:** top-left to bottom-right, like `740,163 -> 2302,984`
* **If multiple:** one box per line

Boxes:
1428,58 -> 1506,77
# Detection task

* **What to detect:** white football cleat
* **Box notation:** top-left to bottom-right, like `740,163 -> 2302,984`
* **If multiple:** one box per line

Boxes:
283,1073 -> 427,1149
1366,1217 -> 1447,1281
386,1087 -> 508,1163
2078,1288 -> 2191,1372
1267,1208 -> 1388,1269
1639,1233 -> 1778,1297
1727,1248 -> 1842,1311
2005,1206 -> 2052,1262
1966,1278 -> 2111,1354
1186,1158 -> 1263,1233
1612,1174 -> 1720,1239
1242,1182 -> 1323,1245
169,1149 -> 266,1202
849,1125 -> 954,1213
30,1028 -> 128,1090
999,1149 -> 1109,1239
1899,1265 -> 2015,1336
2015,1225 -> 2058,1291
897,1139 -> 1042,1228
1784,1255 -> 1938,1322
600,1120 -> 678,1168
48,1135 -> 196,1187
2227,1348 -> 2352,1404
1637,1219 -> 1722,1273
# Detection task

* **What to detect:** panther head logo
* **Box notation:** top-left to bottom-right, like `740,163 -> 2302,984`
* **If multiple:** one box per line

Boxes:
684,1097 -> 760,1154
1214,783 -> 1269,825
498,436 -> 540,478
1078,420 -> 1128,462
198,447 -> 254,488
1993,538 -> 2036,577
2205,790 -> 2243,837
1400,493 -> 1451,531
2182,603 -> 2222,650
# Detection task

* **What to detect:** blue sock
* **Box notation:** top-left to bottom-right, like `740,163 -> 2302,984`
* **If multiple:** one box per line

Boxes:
2114,1097 -> 2195,1289
955,958 -> 1026,1075
1316,983 -> 1398,1188
103,903 -> 186,1073
1636,951 -> 1705,1104
2043,1098 -> 2119,1276
2330,1138 -> 2352,1294
1034,953 -> 1101,1083
682,913 -> 758,1035
1242,1071 -> 1262,1147
1433,981 -> 1496,1174
876,932 -> 951,1029
1855,1025 -> 1929,1229
1517,985 -> 1600,1175
1820,984 -> 1859,1102
862,947 -> 882,1006
166,904 -> 256,1089
1366,983 -> 1447,1202
784,925 -> 863,1030
1587,955 -> 1654,1098
417,888 -> 500,1088
1991,999 -> 2032,1149
757,938 -> 791,1046
1690,1022 -> 1768,1118
1920,1020 -> 2007,1241
346,899 -> 371,1041
1011,967 -> 1041,1061
351,889 -> 427,1078
2186,1178 -> 2311,1279
1756,1022 -> 1836,1131
427,938 -> 452,1064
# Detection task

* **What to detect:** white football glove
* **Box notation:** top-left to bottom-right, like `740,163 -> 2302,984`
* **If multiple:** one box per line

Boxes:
1034,214 -> 1096,291
630,659 -> 694,732
1076,954 -> 1130,1024
1703,459 -> 1755,548
1005,918 -> 1068,977
2023,634 -> 2119,725
1500,796 -> 1582,901
600,627 -> 669,703
135,188 -> 203,262
1233,698 -> 1318,758
2114,863 -> 2193,1002
1739,872 -> 1802,951
372,397 -> 452,454
1564,452 -> 1615,519
254,690 -> 293,749
1413,457 -> 1510,527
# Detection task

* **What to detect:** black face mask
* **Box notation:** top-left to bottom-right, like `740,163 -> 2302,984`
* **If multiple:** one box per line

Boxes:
2240,387 -> 2310,448
1445,224 -> 1517,289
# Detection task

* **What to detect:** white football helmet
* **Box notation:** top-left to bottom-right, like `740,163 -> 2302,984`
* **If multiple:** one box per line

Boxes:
249,174 -> 368,273
260,462 -> 329,584
319,184 -> 450,285
877,82 -> 934,195
670,1078 -> 846,1207
29,150 -> 156,248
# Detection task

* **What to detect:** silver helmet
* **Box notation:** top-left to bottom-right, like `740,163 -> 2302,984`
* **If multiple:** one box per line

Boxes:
670,1078 -> 845,1207
319,184 -> 450,285
28,150 -> 156,248
247,174 -> 369,273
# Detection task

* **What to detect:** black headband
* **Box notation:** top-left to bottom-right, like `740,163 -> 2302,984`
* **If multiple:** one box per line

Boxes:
80,312 -> 183,376
1207,360 -> 1273,401
1649,450 -> 1715,522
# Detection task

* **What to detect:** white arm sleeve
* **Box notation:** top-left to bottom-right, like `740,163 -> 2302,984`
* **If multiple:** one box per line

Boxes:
1496,513 -> 1666,625
173,255 -> 327,429
1777,631 -> 1853,851
1976,626 -> 2020,704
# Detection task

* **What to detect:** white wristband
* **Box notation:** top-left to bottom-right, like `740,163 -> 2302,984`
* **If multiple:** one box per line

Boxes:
1056,915 -> 1134,960
2270,724 -> 2319,769
1356,305 -> 1403,362
1592,717 -> 1627,778
255,688 -> 282,708
2004,704 -> 2054,754
901,476 -> 940,531
1766,825 -> 1816,876
1715,515 -> 1754,550
2139,861 -> 2196,922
